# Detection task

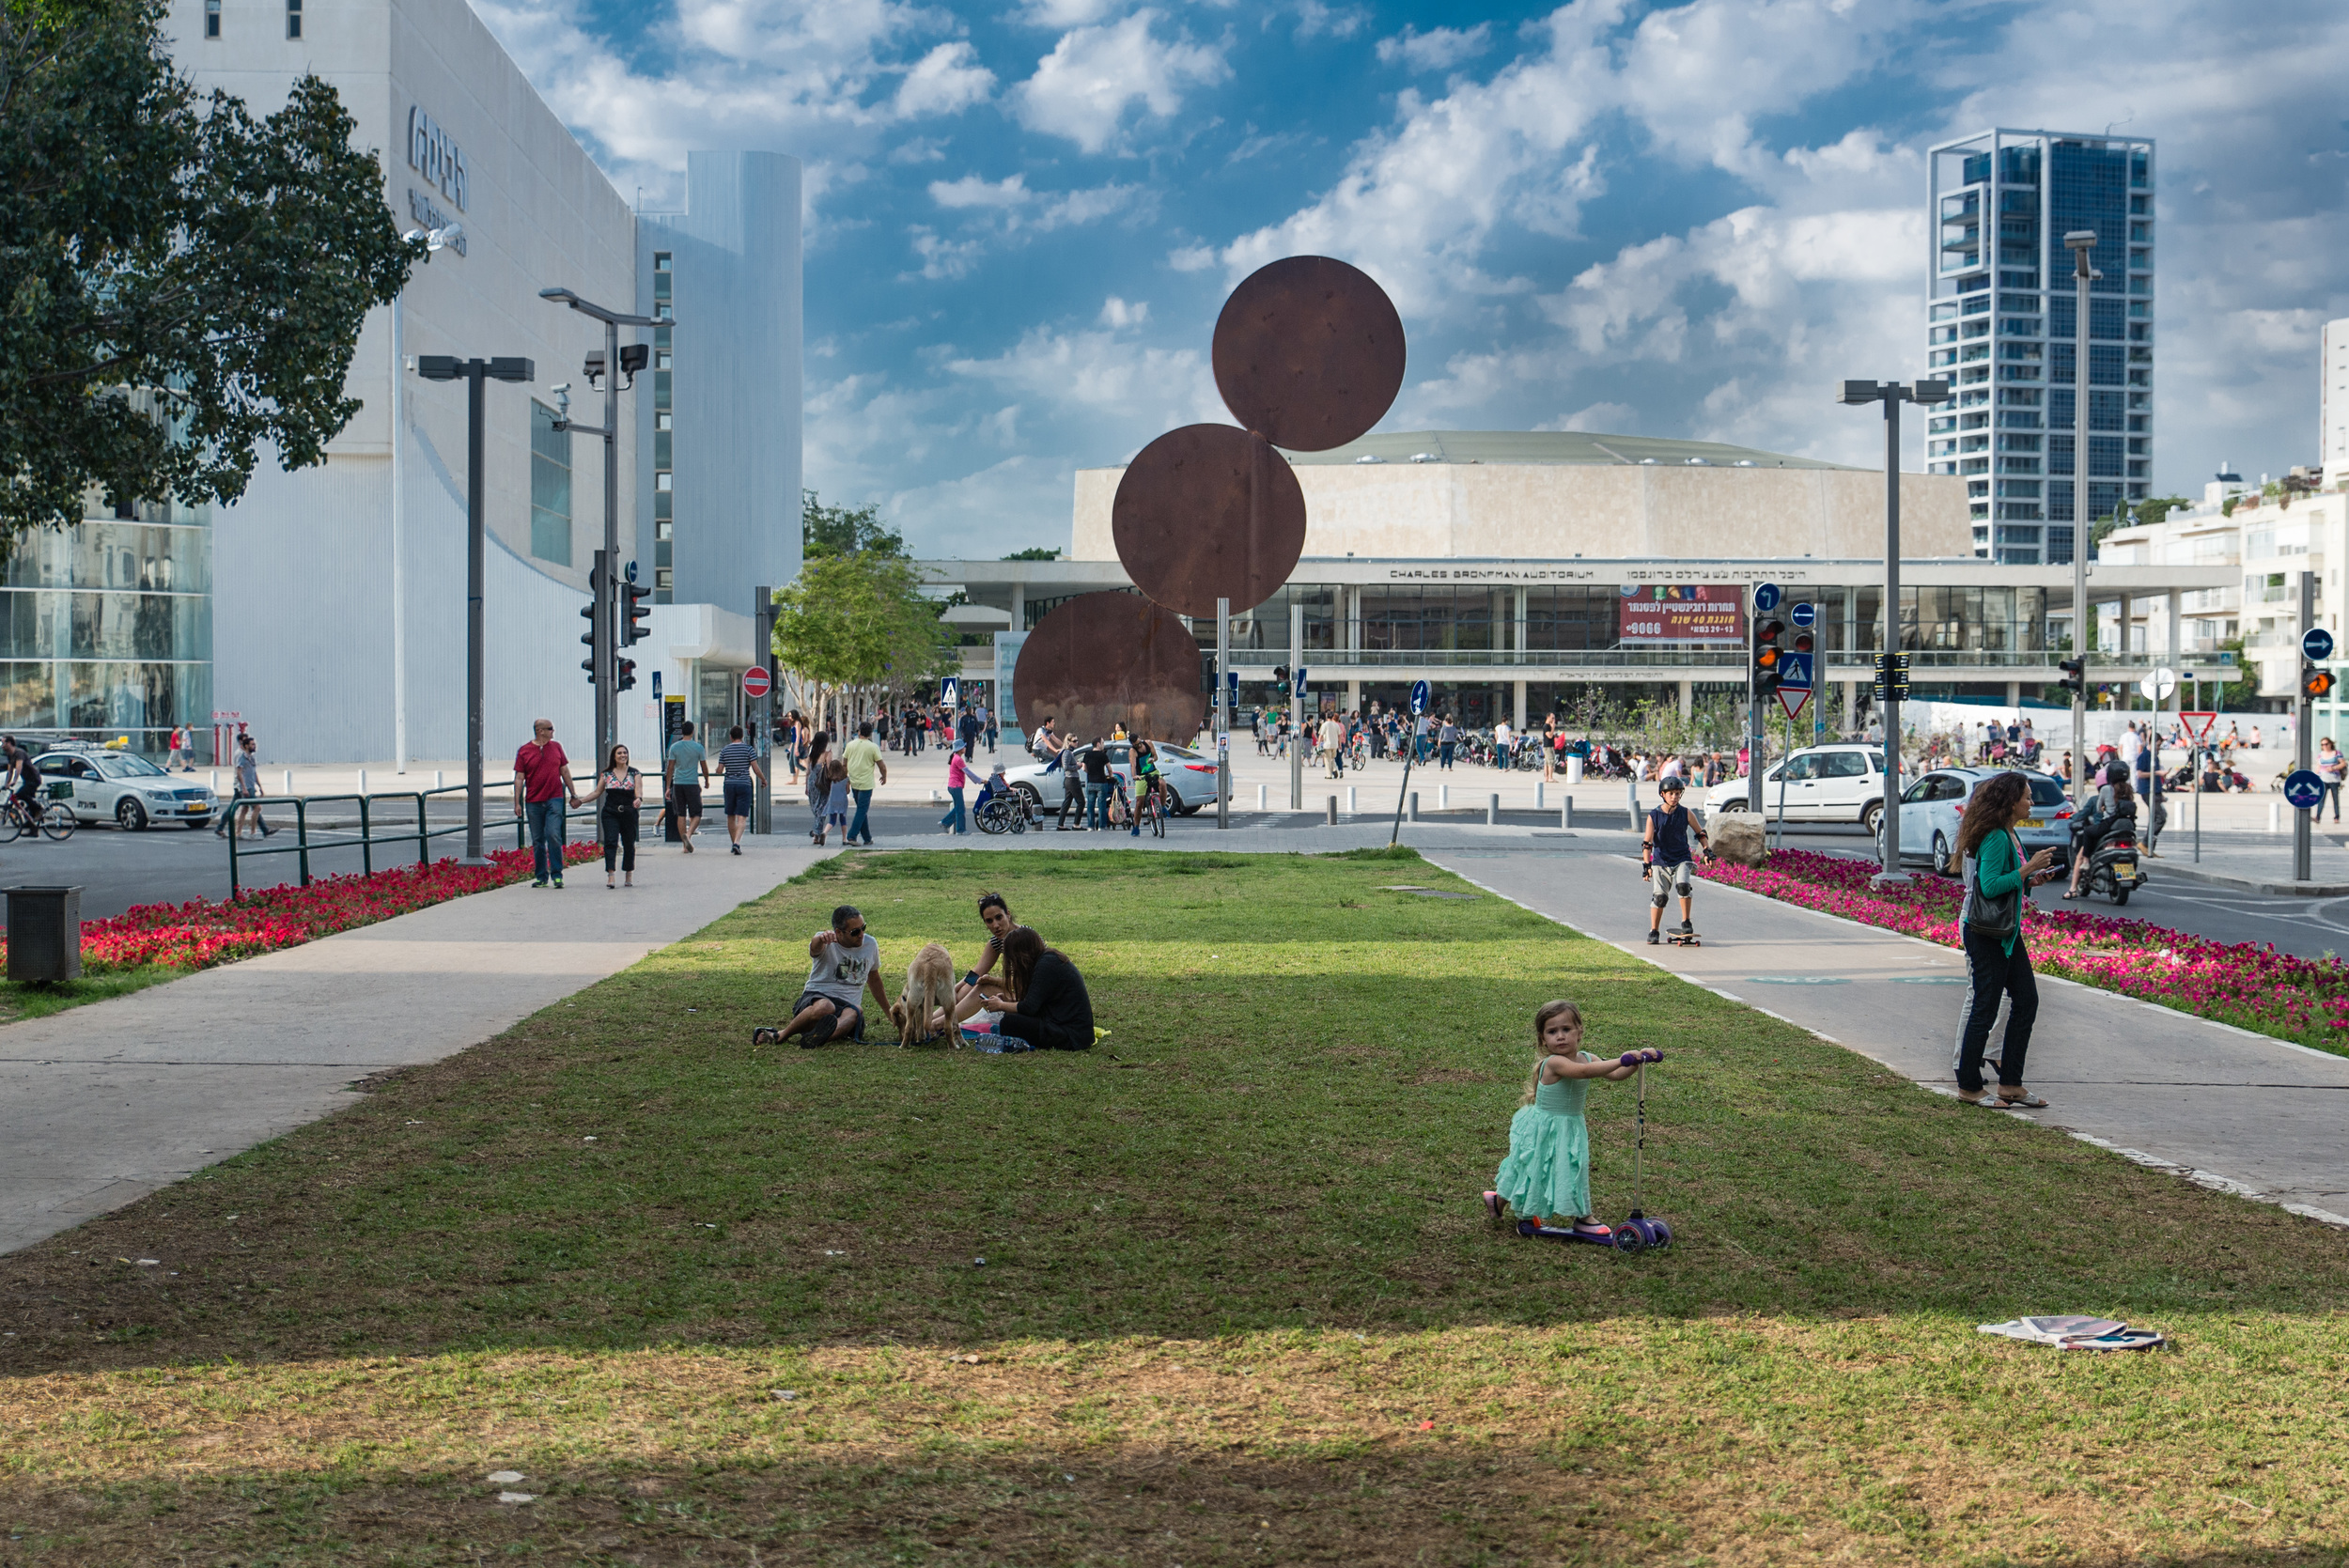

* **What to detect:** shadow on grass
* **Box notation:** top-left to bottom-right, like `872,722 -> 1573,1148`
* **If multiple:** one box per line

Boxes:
0,965 -> 185,1023
5,848 -> 2347,1375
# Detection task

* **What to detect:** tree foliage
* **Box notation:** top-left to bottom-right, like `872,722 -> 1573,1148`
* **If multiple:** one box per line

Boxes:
773,491 -> 955,722
0,0 -> 415,541
1002,546 -> 1060,561
801,490 -> 905,560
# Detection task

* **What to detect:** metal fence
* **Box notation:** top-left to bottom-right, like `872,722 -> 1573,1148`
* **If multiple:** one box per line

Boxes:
223,784 -> 601,897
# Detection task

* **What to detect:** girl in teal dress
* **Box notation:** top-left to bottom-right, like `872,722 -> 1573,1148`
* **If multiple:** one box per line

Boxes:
1486,1000 -> 1652,1241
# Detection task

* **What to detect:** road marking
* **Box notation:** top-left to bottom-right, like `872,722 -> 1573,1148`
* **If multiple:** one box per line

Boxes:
1743,976 -> 1849,985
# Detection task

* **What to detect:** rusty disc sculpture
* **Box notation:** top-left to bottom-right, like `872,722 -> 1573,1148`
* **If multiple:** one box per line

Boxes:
1011,591 -> 1206,745
1211,255 -> 1407,453
1110,424 -> 1308,621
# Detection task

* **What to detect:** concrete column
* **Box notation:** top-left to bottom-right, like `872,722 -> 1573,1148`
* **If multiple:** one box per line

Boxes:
1513,679 -> 1527,729
1009,582 -> 1025,631
1843,679 -> 1859,733
1346,678 -> 1361,712
1678,678 -> 1693,721
2167,588 -> 2182,663
2005,680 -> 2021,707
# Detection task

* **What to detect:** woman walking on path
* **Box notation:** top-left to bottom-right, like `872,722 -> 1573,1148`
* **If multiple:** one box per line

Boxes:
803,730 -> 832,844
1954,771 -> 2058,1109
586,742 -> 644,889
941,744 -> 971,835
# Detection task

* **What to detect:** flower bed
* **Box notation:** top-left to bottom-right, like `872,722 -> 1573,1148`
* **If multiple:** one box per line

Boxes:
1708,848 -> 2349,1053
5,843 -> 600,976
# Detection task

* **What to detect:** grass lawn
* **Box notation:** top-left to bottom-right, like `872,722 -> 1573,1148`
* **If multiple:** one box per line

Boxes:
3,846 -> 2346,1565
0,965 -> 184,1023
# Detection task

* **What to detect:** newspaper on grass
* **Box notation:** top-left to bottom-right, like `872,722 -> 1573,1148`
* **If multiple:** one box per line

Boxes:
1978,1315 -> 2166,1351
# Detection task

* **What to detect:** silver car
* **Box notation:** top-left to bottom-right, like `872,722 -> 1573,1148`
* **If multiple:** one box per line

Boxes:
35,749 -> 219,830
999,739 -> 1221,816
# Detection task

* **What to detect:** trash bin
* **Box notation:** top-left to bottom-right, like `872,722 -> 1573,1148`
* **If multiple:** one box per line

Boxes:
1564,754 -> 1584,784
7,885 -> 84,983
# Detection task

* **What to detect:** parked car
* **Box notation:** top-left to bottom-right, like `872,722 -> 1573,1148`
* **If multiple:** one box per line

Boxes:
34,748 -> 218,830
1879,767 -> 2075,876
1703,744 -> 1888,833
999,739 -> 1221,816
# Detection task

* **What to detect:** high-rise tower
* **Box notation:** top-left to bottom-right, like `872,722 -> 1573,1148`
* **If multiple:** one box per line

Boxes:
1924,130 -> 2155,564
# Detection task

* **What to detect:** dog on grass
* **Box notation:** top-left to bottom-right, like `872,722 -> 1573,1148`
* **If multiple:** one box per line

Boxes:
889,941 -> 957,1048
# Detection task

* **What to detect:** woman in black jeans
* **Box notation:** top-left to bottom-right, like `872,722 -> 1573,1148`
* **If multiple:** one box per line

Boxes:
585,742 -> 643,889
1954,771 -> 2058,1108
995,925 -> 1095,1051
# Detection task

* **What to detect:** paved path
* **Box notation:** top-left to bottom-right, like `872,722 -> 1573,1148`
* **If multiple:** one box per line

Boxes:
0,842 -> 829,1255
1422,846 -> 2349,1227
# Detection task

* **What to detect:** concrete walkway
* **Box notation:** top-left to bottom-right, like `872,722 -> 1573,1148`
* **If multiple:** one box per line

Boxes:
0,841 -> 830,1255
1423,846 -> 2349,1228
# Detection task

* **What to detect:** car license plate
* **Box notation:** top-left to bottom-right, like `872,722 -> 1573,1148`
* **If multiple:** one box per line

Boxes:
2021,818 -> 2045,829
2113,861 -> 2136,876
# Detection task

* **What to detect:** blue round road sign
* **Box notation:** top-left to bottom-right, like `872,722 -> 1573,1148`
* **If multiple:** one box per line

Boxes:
2286,769 -> 2326,811
1790,600 -> 1817,629
2303,628 -> 2335,663
1752,582 -> 1782,613
1409,678 -> 1430,714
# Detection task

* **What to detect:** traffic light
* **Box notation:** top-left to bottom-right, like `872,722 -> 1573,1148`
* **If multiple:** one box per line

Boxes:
2307,668 -> 2336,701
1871,652 -> 1911,702
623,581 -> 652,645
581,550 -> 609,686
617,658 -> 637,692
579,598 -> 598,685
1752,616 -> 1786,695
2059,656 -> 2086,697
1271,664 -> 1289,688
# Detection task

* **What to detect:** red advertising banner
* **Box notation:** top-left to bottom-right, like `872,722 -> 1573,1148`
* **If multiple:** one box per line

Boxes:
1618,583 -> 1747,644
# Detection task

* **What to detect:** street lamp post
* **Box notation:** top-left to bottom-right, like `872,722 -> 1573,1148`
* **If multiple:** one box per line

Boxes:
391,223 -> 462,775
413,354 -> 537,862
2064,229 -> 2101,811
1839,376 -> 1951,886
539,287 -> 662,760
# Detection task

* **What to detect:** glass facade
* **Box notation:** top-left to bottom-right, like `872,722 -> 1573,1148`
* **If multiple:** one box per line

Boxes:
0,496 -> 212,753
1929,130 -> 2153,565
651,251 -> 675,602
529,399 -> 572,566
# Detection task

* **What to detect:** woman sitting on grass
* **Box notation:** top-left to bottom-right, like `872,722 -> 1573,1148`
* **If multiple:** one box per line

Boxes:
963,925 -> 1094,1052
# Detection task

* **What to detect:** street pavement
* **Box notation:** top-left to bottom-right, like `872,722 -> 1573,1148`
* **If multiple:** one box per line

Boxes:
1421,845 -> 2349,1229
0,840 -> 830,1256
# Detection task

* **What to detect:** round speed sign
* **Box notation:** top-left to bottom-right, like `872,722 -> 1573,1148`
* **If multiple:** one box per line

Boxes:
740,666 -> 773,700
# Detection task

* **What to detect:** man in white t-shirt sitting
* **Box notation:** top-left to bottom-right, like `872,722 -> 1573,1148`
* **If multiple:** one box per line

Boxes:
755,904 -> 890,1049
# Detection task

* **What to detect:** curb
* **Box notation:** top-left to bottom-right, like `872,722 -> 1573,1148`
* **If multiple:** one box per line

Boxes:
2139,861 -> 2349,898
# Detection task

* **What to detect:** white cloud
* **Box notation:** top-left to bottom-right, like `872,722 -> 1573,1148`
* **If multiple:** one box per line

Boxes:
1294,1 -> 1368,41
893,40 -> 995,118
931,173 -> 1033,209
907,228 -> 988,280
1098,296 -> 1150,327
946,325 -> 1224,436
1167,243 -> 1216,272
1014,10 -> 1230,154
1541,401 -> 1638,433
1374,23 -> 1490,72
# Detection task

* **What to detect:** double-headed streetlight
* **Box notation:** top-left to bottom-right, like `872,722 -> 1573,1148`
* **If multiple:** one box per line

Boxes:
413,352 -> 536,862
2063,228 -> 2100,813
1838,375 -> 1951,885
540,287 -> 661,758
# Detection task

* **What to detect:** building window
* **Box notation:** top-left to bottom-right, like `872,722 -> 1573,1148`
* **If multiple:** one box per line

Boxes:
287,0 -> 301,38
205,0 -> 220,35
529,401 -> 572,567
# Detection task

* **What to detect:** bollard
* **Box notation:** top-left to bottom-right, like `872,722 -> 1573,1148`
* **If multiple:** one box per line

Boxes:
1408,791 -> 1421,822
210,768 -> 220,793
1626,776 -> 1641,831
1327,796 -> 1338,825
1256,784 -> 1266,811
282,769 -> 293,796
1562,797 -> 1574,830
1486,792 -> 1500,826
358,768 -> 367,796
1535,781 -> 1546,810
435,768 -> 444,790
1346,785 -> 1358,815
1439,784 -> 1450,811
2272,800 -> 2281,833
6,885 -> 83,983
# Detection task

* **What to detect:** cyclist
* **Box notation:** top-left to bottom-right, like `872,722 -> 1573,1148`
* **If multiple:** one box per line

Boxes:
1128,739 -> 1164,835
6,740 -> 41,831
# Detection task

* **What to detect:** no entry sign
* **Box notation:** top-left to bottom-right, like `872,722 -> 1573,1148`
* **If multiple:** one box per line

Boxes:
741,666 -> 772,700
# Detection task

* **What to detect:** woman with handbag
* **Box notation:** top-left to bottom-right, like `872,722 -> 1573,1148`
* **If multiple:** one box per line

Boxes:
1953,771 -> 2058,1109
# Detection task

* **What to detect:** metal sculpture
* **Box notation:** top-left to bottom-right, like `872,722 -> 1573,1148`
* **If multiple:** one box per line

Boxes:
1011,592 -> 1205,745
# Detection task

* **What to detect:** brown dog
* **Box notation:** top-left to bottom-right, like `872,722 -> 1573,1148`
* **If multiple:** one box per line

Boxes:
890,941 -> 957,1048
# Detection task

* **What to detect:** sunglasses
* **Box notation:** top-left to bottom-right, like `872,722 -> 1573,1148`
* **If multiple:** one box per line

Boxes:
840,925 -> 866,941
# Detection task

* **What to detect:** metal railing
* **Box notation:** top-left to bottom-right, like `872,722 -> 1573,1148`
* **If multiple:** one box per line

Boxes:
224,784 -> 600,897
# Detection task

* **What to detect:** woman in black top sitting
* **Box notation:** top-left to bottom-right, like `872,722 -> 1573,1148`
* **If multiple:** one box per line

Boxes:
995,925 -> 1095,1051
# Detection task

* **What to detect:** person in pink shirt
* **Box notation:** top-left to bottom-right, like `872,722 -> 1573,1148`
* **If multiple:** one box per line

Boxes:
940,743 -> 972,835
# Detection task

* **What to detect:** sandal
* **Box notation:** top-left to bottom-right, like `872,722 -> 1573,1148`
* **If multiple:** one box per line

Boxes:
751,1027 -> 782,1047
1997,1092 -> 2049,1109
1958,1092 -> 2007,1107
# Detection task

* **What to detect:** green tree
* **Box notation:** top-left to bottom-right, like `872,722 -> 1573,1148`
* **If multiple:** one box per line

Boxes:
1002,546 -> 1060,561
802,490 -> 904,559
1,0 -> 414,540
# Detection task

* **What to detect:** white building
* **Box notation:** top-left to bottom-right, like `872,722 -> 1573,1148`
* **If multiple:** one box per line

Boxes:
2325,318 -> 2349,476
1924,130 -> 2156,567
120,0 -> 802,764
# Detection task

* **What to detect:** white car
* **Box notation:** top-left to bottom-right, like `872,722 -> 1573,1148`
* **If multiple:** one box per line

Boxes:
34,748 -> 219,830
1703,744 -> 1887,833
998,738 -> 1221,815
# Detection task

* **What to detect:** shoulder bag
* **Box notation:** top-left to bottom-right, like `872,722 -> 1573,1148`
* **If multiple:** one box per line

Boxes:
1963,829 -> 2022,939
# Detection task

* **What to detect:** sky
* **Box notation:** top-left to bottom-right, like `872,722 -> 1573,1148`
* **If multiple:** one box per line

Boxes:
468,0 -> 2349,559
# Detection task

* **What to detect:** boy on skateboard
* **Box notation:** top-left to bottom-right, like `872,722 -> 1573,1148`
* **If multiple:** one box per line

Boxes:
1642,776 -> 1710,945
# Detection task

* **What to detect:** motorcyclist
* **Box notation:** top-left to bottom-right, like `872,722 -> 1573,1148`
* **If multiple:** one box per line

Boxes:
2061,762 -> 2136,900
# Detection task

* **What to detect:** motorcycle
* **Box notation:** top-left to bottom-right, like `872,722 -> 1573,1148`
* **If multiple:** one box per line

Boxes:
2073,817 -> 2145,907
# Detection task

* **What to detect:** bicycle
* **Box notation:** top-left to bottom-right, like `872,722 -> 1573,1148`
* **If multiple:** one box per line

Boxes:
0,793 -> 76,843
1132,777 -> 1168,837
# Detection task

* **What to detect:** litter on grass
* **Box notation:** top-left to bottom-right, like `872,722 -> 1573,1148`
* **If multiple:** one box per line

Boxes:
485,1471 -> 524,1484
1979,1316 -> 2166,1351
497,1492 -> 537,1505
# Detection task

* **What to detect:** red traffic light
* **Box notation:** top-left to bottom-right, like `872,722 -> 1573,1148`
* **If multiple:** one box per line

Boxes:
1791,629 -> 1815,655
1756,618 -> 1785,643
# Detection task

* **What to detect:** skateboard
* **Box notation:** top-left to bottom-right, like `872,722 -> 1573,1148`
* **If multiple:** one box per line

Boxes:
1665,929 -> 1702,948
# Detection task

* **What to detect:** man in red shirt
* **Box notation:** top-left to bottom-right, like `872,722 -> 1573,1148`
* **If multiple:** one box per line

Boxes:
512,717 -> 579,888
